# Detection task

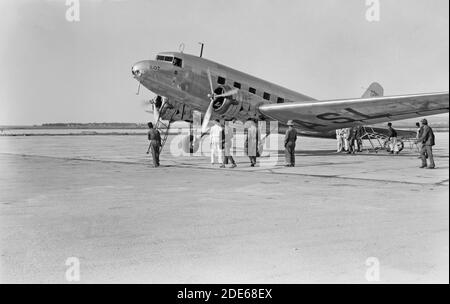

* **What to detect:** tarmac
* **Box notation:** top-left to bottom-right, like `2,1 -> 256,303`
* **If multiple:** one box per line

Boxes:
0,133 -> 448,283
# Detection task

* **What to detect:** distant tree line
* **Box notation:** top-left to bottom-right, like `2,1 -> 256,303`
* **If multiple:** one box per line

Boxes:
40,123 -> 147,129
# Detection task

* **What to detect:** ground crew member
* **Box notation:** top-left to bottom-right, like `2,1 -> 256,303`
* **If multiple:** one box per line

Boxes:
346,127 -> 357,154
245,119 -> 259,167
210,119 -> 223,165
336,129 -> 344,153
221,121 -> 237,168
284,120 -> 298,167
147,122 -> 162,167
355,126 -> 364,152
415,122 -> 424,156
416,119 -> 436,169
387,122 -> 399,154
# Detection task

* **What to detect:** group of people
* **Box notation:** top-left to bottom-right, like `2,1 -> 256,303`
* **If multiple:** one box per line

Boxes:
146,119 -> 299,168
145,119 -> 241,169
335,126 -> 364,154
146,118 -> 437,169
209,119 -> 238,168
211,118 -> 298,168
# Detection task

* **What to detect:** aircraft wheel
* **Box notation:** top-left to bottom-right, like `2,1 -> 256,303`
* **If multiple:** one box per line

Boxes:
384,139 -> 405,153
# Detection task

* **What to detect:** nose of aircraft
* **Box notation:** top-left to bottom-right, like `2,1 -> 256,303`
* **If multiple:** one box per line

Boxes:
131,61 -> 149,78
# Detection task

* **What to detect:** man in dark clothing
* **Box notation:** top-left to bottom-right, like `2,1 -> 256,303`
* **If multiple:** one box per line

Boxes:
355,126 -> 364,152
416,119 -> 436,169
284,120 -> 298,167
387,122 -> 399,154
147,122 -> 162,167
416,122 -> 425,157
346,127 -> 357,154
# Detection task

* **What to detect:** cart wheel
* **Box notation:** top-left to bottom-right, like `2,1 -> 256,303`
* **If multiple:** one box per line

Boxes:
384,139 -> 405,153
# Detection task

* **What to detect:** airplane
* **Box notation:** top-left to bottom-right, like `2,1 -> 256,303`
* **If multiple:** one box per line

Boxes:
131,51 -> 449,153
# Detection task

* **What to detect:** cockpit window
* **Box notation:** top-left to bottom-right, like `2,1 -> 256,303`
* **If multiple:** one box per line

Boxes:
156,55 -> 182,67
156,55 -> 174,62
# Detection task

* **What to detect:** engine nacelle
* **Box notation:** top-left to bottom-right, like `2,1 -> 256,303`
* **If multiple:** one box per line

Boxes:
212,86 -> 239,115
211,85 -> 261,121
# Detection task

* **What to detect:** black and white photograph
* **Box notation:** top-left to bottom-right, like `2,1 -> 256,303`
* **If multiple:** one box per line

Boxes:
0,0 -> 448,288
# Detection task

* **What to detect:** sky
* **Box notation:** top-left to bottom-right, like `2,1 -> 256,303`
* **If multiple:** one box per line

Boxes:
0,0 -> 448,125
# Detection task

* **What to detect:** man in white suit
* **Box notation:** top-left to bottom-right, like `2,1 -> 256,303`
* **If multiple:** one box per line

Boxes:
210,119 -> 224,165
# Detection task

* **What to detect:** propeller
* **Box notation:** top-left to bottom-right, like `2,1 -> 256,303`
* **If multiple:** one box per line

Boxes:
200,69 -> 238,135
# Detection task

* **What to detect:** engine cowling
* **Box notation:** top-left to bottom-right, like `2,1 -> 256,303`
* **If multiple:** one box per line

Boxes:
211,85 -> 242,118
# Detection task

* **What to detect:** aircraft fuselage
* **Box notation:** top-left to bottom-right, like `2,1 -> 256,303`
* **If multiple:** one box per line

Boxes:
132,52 -> 316,126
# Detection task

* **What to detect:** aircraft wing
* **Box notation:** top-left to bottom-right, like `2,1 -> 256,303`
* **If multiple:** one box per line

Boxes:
259,92 -> 449,131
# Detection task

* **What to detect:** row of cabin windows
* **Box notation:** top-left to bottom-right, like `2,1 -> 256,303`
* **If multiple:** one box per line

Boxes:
217,76 -> 285,103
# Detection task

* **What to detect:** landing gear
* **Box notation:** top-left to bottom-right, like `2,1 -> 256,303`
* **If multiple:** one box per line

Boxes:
181,123 -> 200,154
150,96 -> 201,154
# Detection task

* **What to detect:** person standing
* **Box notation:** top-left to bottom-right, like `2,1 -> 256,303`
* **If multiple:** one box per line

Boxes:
284,120 -> 298,167
147,122 -> 162,167
245,119 -> 259,167
346,127 -> 357,154
355,126 -> 364,152
415,122 -> 424,156
336,129 -> 344,153
221,121 -> 237,168
210,119 -> 224,165
387,122 -> 399,154
416,119 -> 436,169
343,128 -> 350,152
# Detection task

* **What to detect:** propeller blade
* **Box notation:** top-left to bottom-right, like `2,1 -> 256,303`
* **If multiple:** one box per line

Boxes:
207,68 -> 214,95
201,98 -> 215,135
215,88 -> 239,98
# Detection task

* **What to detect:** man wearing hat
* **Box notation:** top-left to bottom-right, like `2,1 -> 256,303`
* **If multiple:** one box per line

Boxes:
284,120 -> 298,167
415,119 -> 436,169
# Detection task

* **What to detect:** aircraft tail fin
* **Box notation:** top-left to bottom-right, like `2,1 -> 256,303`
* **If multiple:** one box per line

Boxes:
362,82 -> 384,98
